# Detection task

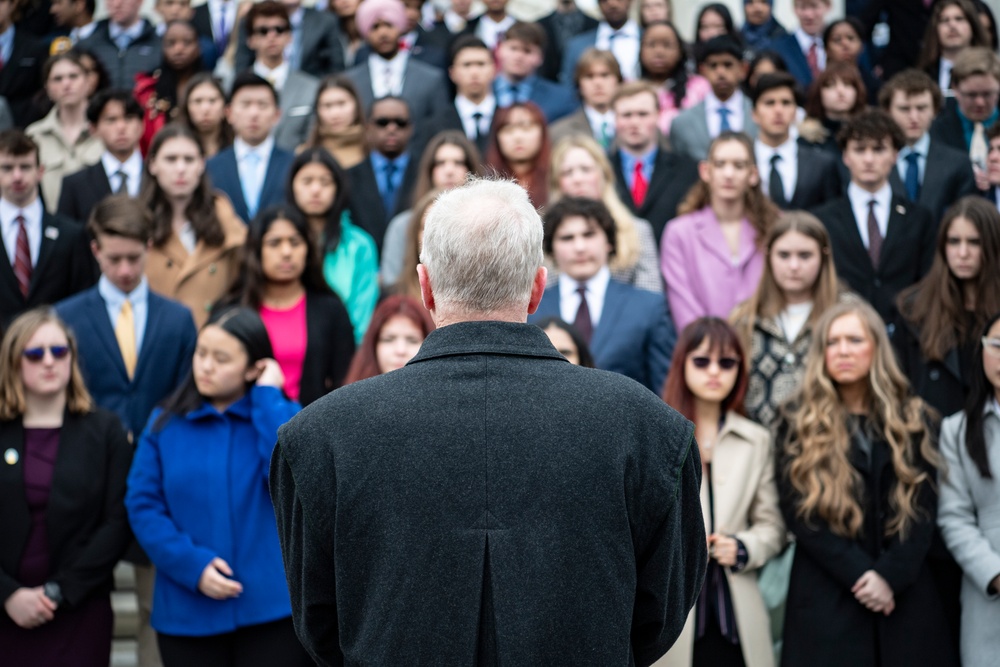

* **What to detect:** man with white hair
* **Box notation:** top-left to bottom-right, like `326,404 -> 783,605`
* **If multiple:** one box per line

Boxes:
270,178 -> 707,667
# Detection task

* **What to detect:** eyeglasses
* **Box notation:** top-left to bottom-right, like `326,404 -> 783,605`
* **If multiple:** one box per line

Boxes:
983,337 -> 1000,357
956,89 -> 1000,101
372,117 -> 410,128
252,25 -> 289,36
690,356 -> 739,370
22,346 -> 70,362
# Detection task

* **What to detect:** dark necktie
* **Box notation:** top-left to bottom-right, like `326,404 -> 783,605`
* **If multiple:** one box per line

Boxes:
904,152 -> 921,201
573,284 -> 593,344
382,161 -> 397,215
13,215 -> 30,298
471,111 -> 484,142
769,154 -> 787,208
867,199 -> 883,268
115,169 -> 128,195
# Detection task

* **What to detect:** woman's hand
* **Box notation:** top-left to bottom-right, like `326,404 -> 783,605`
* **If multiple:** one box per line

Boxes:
255,359 -> 285,389
198,558 -> 244,600
707,534 -> 739,567
4,587 -> 57,629
852,570 -> 895,615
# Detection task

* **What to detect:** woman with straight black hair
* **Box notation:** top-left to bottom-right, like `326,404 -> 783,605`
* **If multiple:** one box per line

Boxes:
218,205 -> 355,404
938,312 -> 1000,667
532,317 -> 596,368
126,306 -> 308,667
286,147 -> 378,343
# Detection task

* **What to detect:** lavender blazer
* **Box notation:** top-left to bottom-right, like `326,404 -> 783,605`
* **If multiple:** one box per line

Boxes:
660,207 -> 764,332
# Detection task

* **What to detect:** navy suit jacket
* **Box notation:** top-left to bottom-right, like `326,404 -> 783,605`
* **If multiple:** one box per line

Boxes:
767,34 -> 814,88
560,29 -> 597,85
56,287 -> 197,437
529,280 -> 675,394
494,76 -> 579,123
206,145 -> 294,223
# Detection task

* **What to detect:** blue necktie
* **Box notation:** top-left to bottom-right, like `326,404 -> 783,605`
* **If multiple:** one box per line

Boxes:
904,151 -> 921,201
718,107 -> 732,133
382,161 -> 398,216
242,151 -> 262,219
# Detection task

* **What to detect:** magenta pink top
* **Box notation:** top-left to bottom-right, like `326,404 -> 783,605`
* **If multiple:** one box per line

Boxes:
260,296 -> 307,401
657,75 -> 713,136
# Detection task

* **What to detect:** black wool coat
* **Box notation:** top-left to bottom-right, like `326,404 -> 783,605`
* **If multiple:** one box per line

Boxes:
271,321 -> 707,667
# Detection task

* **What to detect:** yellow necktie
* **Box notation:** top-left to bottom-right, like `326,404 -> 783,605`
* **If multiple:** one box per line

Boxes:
115,300 -> 137,379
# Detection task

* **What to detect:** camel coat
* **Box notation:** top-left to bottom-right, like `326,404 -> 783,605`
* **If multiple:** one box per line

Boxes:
145,195 -> 246,328
656,412 -> 785,667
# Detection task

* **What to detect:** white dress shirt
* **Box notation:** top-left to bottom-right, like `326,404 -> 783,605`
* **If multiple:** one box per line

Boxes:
595,20 -> 641,80
558,265 -> 610,328
584,106 -> 616,142
253,60 -> 290,92
896,132 -> 930,187
794,27 -> 826,72
369,52 -> 409,98
939,58 -> 954,92
455,94 -> 496,140
101,150 -> 143,197
475,14 -> 516,50
209,0 -> 237,41
705,89 -> 746,136
1,198 -> 43,268
755,137 -> 798,201
98,274 -> 149,354
848,181 -> 892,250
234,135 -> 274,200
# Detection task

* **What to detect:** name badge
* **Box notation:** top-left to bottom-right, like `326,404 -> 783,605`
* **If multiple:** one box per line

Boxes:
44,226 -> 60,240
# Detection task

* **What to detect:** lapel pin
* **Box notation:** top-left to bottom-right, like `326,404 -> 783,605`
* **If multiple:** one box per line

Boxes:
44,226 -> 59,240
209,263 -> 217,274
895,205 -> 906,215
4,448 -> 17,465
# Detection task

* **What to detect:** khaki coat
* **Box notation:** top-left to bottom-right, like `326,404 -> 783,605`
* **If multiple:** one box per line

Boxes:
145,195 -> 246,328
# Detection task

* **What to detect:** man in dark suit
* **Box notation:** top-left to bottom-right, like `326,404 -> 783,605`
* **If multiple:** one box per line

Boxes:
529,197 -> 674,393
493,22 -> 578,123
192,0 -> 237,60
0,131 -> 94,325
459,0 -> 514,51
752,72 -> 840,210
58,90 -> 144,223
234,0 -> 343,77
812,110 -> 936,323
0,0 -> 48,127
536,0 -> 598,82
610,81 -> 699,245
560,0 -> 640,84
271,177 -> 706,666
206,73 -> 293,223
766,0 -> 830,88
346,96 -> 419,252
881,69 -> 977,222
930,47 -> 1000,170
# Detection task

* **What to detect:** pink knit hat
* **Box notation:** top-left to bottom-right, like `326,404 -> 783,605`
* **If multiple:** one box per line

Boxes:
355,0 -> 409,38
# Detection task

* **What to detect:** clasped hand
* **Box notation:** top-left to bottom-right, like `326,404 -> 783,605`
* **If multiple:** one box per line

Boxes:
4,586 -> 57,629
852,570 -> 895,615
198,557 -> 244,600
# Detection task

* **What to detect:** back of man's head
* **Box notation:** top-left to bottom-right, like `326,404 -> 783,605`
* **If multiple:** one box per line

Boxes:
420,178 -> 542,317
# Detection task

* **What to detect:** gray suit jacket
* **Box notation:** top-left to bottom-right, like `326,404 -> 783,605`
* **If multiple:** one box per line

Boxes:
549,108 -> 598,146
275,70 -> 320,151
669,97 -> 758,161
345,57 -> 449,122
271,320 -> 706,667
938,409 -> 1000,667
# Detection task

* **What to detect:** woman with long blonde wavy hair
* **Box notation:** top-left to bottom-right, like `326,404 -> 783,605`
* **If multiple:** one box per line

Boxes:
548,135 -> 663,293
775,300 -> 958,667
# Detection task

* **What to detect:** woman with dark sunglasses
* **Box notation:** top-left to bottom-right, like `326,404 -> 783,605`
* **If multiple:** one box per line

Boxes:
659,317 -> 785,667
0,308 -> 133,666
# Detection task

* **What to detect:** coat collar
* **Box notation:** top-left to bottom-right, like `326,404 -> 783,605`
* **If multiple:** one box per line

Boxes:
408,321 -> 568,365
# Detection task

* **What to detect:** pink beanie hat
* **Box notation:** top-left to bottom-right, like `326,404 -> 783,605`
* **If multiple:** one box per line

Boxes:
355,0 -> 409,39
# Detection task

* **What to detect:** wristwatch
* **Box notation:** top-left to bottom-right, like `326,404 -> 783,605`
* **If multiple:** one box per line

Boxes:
43,581 -> 62,606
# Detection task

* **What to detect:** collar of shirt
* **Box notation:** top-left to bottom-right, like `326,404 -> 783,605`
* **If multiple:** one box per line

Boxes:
898,132 -> 930,172
476,14 -> 515,47
755,137 -> 797,194
987,397 -> 1000,418
234,135 -> 275,165
939,58 -> 953,90
584,106 -> 615,132
596,20 -> 639,44
369,51 -> 408,96
69,22 -> 97,43
848,181 -> 893,240
619,146 -> 658,187
109,20 -> 145,42
558,265 -> 611,325
253,60 -> 289,91
794,27 -> 821,54
455,94 -> 496,118
705,89 -> 744,128
101,150 -> 143,193
959,107 -> 1000,142
210,0 -> 236,22
497,73 -> 534,97
98,274 -> 149,311
1,197 -> 43,266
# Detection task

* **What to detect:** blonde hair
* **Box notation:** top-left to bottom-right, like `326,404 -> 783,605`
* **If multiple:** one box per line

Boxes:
782,301 -> 942,540
549,135 -> 641,273
0,308 -> 94,420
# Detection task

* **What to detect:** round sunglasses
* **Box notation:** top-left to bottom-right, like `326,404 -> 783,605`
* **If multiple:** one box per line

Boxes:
22,346 -> 70,362
689,356 -> 739,371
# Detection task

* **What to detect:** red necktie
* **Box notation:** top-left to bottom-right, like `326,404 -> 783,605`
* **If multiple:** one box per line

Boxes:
867,200 -> 882,268
631,161 -> 648,208
806,42 -> 820,79
14,215 -> 31,298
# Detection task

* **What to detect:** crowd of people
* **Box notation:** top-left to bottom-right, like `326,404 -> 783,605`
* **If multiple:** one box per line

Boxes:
0,0 -> 999,665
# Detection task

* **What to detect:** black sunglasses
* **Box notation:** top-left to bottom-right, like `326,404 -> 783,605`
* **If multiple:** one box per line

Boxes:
22,346 -> 70,362
252,25 -> 289,36
372,117 -> 410,128
690,356 -> 739,370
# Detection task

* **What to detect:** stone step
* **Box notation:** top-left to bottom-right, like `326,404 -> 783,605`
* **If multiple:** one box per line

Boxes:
111,639 -> 138,667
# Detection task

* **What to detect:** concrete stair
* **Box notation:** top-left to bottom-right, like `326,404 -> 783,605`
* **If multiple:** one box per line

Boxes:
110,562 -> 139,667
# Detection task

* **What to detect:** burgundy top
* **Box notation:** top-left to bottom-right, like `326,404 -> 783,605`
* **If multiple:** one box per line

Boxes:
18,427 -> 60,586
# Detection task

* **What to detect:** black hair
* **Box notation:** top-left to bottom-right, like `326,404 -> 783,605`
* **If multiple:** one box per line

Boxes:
228,71 -> 280,107
532,316 -> 596,368
155,306 -> 277,429
86,88 -> 143,125
368,95 -> 411,121
448,34 -> 490,68
695,3 -> 739,44
964,311 -> 1000,478
696,34 -> 745,66
542,196 -> 617,257
640,21 -> 692,109
751,71 -> 803,107
285,147 -> 350,252
74,47 -> 111,94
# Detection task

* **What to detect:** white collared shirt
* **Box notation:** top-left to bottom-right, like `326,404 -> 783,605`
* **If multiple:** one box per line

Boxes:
101,150 -> 143,197
558,265 -> 610,328
475,14 -> 516,50
98,274 -> 149,354
595,20 -> 640,80
584,106 -> 616,142
69,22 -> 97,44
109,20 -> 145,48
940,58 -> 954,92
234,135 -> 274,196
794,27 -> 826,72
705,89 -> 746,136
755,137 -> 798,201
897,133 -> 930,187
1,198 -> 43,268
369,51 -> 409,99
848,181 -> 892,249
455,94 -> 496,140
253,60 -> 290,92
209,0 -> 237,40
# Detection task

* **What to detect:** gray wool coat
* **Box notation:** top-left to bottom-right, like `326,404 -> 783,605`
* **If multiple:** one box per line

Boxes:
271,320 -> 707,666
938,408 -> 1000,667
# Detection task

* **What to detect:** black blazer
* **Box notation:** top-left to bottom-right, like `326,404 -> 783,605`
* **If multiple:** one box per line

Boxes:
812,195 -> 936,322
56,162 -> 112,224
929,106 -> 968,155
788,145 -> 842,210
0,409 -> 133,607
536,9 -> 599,82
345,155 -> 419,253
0,212 -> 96,325
611,147 -> 700,244
0,29 -> 47,127
298,291 -> 356,406
888,139 -> 977,222
415,101 -> 490,158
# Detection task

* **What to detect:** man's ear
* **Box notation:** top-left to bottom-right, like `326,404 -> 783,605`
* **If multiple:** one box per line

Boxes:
526,266 -> 547,315
418,264 -> 435,313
